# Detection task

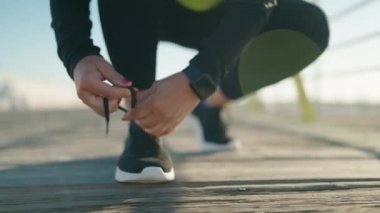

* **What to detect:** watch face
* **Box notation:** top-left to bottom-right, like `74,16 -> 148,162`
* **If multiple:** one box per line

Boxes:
193,74 -> 216,100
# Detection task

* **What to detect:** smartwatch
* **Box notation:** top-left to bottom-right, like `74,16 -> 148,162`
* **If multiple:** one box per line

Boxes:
182,65 -> 217,100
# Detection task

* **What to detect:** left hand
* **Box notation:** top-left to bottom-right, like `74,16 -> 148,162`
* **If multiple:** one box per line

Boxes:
122,72 -> 200,136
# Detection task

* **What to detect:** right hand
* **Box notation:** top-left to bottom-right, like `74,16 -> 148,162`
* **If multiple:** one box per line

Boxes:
73,55 -> 132,116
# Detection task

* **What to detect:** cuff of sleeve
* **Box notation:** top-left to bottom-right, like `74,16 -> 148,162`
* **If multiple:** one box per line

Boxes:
67,46 -> 101,79
188,55 -> 224,85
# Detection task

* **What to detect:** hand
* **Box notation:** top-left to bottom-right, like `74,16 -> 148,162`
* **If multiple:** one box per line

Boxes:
122,72 -> 200,136
73,55 -> 132,116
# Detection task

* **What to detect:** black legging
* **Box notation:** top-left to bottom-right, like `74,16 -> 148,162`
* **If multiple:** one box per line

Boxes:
98,0 -> 329,100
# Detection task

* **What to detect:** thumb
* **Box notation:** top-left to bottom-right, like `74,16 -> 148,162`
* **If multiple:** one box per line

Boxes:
96,58 -> 132,87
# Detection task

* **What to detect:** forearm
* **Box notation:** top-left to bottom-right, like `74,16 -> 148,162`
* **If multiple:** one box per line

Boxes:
50,0 -> 100,79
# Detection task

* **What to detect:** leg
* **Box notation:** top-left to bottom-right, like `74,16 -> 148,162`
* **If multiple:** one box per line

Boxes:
98,0 -> 174,183
220,0 -> 330,100
157,2 -> 242,151
98,0 -> 158,90
173,0 -> 329,151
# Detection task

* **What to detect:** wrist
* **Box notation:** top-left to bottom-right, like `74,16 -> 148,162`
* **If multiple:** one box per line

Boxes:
68,48 -> 101,79
72,55 -> 98,83
182,65 -> 217,100
178,72 -> 201,102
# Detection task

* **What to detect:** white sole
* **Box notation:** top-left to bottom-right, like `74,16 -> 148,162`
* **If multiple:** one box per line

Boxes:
188,115 -> 241,152
115,166 -> 175,183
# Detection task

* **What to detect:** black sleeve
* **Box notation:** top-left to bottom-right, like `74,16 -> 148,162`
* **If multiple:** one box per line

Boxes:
50,0 -> 101,79
186,0 -> 274,85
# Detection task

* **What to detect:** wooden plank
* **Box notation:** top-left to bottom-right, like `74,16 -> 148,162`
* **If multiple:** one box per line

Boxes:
0,107 -> 380,212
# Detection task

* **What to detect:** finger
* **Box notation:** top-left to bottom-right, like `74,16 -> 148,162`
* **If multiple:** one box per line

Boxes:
108,98 -> 122,113
85,78 -> 131,99
122,107 -> 151,121
122,111 -> 132,121
135,114 -> 157,129
96,59 -> 132,87
157,124 -> 176,136
136,88 -> 154,103
81,92 -> 107,116
122,95 -> 153,121
158,118 -> 182,136
160,126 -> 176,136
145,123 -> 167,137
143,115 -> 171,137
80,91 -> 121,116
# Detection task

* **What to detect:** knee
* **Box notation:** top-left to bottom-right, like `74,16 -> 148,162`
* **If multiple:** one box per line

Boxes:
300,2 -> 330,52
302,2 -> 330,52
270,0 -> 330,52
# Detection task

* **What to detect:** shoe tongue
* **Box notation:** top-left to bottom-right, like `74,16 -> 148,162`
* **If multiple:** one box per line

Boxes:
126,121 -> 161,156
203,103 -> 223,119
129,121 -> 157,141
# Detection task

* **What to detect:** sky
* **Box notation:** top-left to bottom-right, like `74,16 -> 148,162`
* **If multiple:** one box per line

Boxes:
0,0 -> 379,110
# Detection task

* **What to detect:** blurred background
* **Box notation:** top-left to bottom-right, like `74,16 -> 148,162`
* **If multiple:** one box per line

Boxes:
1,2 -> 379,211
0,0 -> 379,112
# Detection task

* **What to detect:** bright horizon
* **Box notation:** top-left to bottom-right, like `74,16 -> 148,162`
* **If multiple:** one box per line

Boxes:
1,0 -> 380,110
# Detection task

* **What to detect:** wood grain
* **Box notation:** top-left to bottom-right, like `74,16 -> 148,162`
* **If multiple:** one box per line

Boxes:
1,106 -> 379,212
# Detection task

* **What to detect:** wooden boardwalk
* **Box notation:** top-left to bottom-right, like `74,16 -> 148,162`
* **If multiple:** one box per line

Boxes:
1,105 -> 380,212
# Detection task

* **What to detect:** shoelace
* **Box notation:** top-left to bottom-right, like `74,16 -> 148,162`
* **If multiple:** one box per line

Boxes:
103,86 -> 137,135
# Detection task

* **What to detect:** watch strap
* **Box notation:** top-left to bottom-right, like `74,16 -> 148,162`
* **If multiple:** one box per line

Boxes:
183,65 -> 217,100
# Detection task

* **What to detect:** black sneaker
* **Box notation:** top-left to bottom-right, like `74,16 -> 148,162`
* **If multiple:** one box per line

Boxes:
189,102 -> 241,152
115,121 -> 175,183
